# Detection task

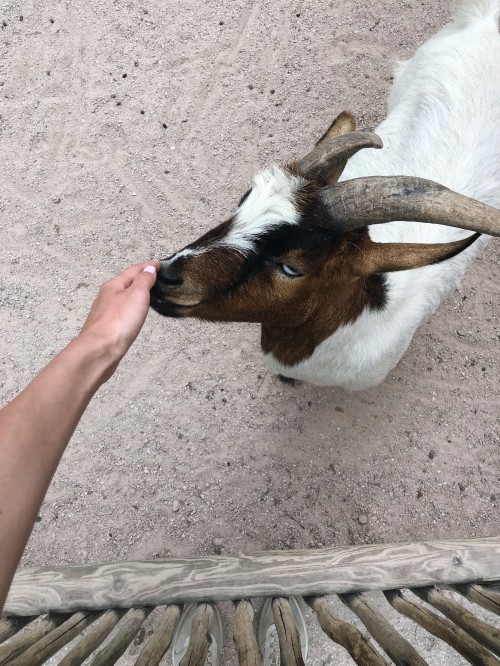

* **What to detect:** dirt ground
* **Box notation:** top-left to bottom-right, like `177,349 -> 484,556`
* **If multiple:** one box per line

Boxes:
1,0 -> 499,663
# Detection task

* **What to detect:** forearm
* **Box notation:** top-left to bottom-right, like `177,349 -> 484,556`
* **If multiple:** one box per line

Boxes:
0,334 -> 116,609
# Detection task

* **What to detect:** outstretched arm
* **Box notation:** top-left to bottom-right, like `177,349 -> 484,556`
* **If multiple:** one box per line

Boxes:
0,261 -> 160,611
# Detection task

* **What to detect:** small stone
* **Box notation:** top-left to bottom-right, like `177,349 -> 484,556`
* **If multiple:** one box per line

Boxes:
52,197 -> 61,204
459,482 -> 466,492
417,489 -> 423,499
358,514 -> 368,525
122,72 -> 127,78
162,122 -> 167,128
172,500 -> 180,512
335,406 -> 344,413
213,537 -> 223,548
456,330 -> 467,337
219,20 -> 224,25
428,449 -> 436,460
140,109 -> 145,114
248,84 -> 254,90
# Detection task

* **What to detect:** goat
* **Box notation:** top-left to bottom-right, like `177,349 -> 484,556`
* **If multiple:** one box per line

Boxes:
151,0 -> 500,390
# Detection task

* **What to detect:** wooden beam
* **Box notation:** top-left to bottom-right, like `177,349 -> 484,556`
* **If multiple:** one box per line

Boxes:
89,607 -> 151,666
179,604 -> 213,666
58,609 -> 126,666
135,604 -> 181,666
4,537 -> 500,616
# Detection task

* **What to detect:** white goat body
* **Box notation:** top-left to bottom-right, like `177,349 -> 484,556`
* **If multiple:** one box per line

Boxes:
264,0 -> 500,388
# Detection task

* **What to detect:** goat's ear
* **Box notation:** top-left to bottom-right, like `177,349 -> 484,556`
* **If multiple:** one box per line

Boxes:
316,111 -> 356,147
353,234 -> 480,275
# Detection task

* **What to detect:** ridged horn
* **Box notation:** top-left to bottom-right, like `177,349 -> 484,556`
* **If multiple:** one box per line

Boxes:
297,131 -> 383,184
320,176 -> 500,236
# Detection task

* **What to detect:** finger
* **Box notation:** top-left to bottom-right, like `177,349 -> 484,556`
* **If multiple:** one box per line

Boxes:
131,265 -> 158,292
107,261 -> 161,291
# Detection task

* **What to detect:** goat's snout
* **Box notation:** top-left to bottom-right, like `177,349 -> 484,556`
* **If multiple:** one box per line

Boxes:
157,258 -> 184,286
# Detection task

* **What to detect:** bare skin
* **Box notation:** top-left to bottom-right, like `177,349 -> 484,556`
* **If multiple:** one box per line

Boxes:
0,260 -> 160,611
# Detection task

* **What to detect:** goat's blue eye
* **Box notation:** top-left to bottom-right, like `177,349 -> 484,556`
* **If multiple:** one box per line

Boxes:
279,263 -> 303,278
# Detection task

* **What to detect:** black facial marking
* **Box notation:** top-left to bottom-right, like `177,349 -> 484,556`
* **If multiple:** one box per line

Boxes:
365,273 -> 388,311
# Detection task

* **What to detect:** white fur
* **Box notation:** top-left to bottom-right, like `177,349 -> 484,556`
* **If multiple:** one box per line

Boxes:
221,166 -> 306,252
266,0 -> 500,389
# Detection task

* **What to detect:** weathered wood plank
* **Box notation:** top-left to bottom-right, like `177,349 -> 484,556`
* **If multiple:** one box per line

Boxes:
307,596 -> 387,665
233,600 -> 262,666
340,592 -> 429,666
385,590 -> 500,666
5,537 -> 500,616
136,604 -> 181,666
88,607 -> 151,666
272,598 -> 304,666
454,584 -> 500,617
179,604 -> 213,666
0,616 -> 36,645
0,613 -> 67,664
57,609 -> 126,666
6,611 -> 100,666
413,587 -> 500,658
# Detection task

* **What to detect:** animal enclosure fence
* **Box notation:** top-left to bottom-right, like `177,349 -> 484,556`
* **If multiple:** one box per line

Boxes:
2,536 -> 500,665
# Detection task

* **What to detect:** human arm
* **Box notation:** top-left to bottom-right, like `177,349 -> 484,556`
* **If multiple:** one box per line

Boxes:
0,261 -> 160,611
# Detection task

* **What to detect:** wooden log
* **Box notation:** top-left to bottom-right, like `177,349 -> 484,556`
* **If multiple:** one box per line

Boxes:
89,607 -> 151,666
136,604 -> 182,666
5,537 -> 500,616
307,596 -> 387,665
413,586 -> 500,658
385,590 -> 500,666
179,604 -> 213,666
271,598 -> 304,666
340,592 -> 429,666
0,613 -> 67,664
6,611 -> 100,666
233,600 -> 262,666
0,617 -> 36,644
454,584 -> 500,616
57,609 -> 126,666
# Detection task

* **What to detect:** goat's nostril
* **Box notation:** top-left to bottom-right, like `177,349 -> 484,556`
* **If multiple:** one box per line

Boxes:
158,259 -> 184,286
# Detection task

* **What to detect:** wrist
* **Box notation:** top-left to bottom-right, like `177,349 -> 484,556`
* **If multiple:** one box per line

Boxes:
69,332 -> 122,388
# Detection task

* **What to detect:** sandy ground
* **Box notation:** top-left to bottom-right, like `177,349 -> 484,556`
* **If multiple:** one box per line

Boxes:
1,0 -> 500,663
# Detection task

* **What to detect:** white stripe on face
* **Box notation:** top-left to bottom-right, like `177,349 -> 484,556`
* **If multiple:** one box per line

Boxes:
221,166 -> 307,252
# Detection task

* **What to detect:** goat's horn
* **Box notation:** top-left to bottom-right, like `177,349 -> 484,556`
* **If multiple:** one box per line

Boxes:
320,176 -> 500,236
297,131 -> 383,184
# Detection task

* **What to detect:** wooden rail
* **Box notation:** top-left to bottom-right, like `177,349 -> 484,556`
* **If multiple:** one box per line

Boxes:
5,537 -> 500,617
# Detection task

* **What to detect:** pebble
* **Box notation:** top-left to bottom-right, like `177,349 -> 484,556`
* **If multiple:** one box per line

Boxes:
172,499 -> 180,512
456,330 -> 467,337
212,537 -> 223,548
52,197 -> 61,204
358,514 -> 368,525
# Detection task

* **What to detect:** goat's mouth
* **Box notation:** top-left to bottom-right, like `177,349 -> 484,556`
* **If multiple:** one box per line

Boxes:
150,293 -> 202,317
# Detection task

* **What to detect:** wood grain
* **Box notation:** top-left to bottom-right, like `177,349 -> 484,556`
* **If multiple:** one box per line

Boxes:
179,604 -> 213,666
0,613 -> 67,664
385,590 -> 500,666
57,609 -> 126,666
135,604 -> 181,666
340,592 -> 429,666
0,617 -> 35,645
5,537 -> 500,616
454,584 -> 500,617
88,607 -> 151,666
272,598 -> 304,666
233,600 -> 262,666
307,596 -> 387,665
413,587 -> 500,658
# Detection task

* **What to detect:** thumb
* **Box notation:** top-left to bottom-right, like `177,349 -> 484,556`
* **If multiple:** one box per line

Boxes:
132,265 -> 158,291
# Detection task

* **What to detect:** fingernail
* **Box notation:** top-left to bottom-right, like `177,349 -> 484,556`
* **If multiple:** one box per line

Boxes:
143,265 -> 157,274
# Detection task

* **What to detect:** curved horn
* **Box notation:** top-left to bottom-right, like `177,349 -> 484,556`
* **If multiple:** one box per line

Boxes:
297,131 -> 383,184
320,176 -> 500,236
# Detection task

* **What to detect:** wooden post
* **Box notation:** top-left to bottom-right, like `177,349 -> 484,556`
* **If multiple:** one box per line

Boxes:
340,592 -> 429,666
0,617 -> 35,644
6,611 -> 100,666
385,590 -> 500,666
179,603 -> 214,666
307,596 -> 387,665
136,604 -> 182,666
58,609 -> 126,666
89,607 -> 151,666
271,598 -> 304,666
5,537 -> 500,616
0,613 -> 68,664
413,587 -> 500,658
233,600 -> 262,666
454,584 -> 500,616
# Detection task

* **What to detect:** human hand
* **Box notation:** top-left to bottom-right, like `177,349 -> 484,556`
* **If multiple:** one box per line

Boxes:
78,261 -> 161,368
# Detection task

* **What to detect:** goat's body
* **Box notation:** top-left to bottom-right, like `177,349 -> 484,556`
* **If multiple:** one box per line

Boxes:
265,0 -> 500,389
